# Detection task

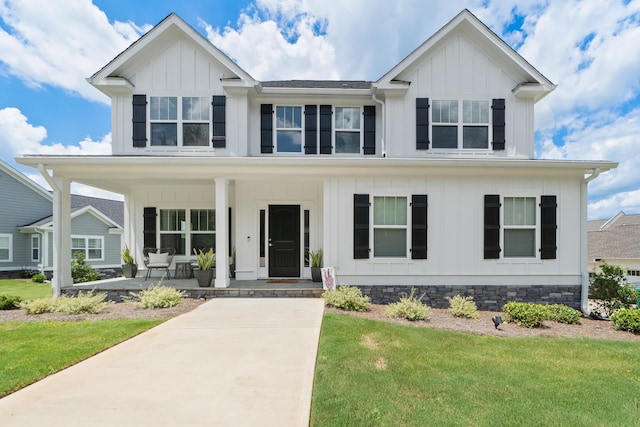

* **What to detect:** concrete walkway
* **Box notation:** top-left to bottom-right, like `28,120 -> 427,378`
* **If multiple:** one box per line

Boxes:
0,298 -> 325,427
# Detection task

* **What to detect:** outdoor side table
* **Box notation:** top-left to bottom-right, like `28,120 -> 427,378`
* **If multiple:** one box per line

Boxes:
174,262 -> 193,279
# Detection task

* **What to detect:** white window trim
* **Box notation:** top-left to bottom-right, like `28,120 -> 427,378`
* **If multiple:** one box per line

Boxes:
501,195 -> 539,260
148,96 -> 211,148
334,106 -> 363,155
71,235 -> 104,261
274,105 -> 304,154
31,234 -> 40,262
431,98 -> 492,150
158,208 -> 216,256
0,233 -> 13,262
370,195 -> 410,259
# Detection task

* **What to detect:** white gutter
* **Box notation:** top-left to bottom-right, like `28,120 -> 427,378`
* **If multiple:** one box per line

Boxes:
372,92 -> 386,157
580,168 -> 601,315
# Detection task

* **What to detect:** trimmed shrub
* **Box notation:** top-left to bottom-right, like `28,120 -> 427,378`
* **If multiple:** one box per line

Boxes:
323,285 -> 370,312
385,289 -> 430,321
502,302 -> 549,328
55,292 -> 110,314
21,298 -> 56,314
71,251 -> 101,284
447,294 -> 479,319
21,292 -> 110,315
126,285 -> 185,309
611,309 -> 640,334
547,304 -> 581,325
31,273 -> 45,283
0,294 -> 23,310
589,263 -> 637,317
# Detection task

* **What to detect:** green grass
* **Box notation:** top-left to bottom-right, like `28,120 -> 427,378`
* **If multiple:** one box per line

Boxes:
0,279 -> 51,300
0,319 -> 163,397
311,313 -> 640,427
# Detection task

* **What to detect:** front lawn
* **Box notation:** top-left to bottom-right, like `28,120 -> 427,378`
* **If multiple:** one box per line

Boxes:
0,279 -> 51,300
311,313 -> 640,426
0,319 -> 163,397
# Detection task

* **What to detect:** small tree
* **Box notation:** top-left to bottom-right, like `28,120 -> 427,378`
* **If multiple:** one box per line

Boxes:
71,251 -> 101,284
588,263 -> 637,317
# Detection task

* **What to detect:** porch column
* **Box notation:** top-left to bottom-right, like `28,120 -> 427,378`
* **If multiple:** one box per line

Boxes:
51,176 -> 72,297
215,177 -> 229,288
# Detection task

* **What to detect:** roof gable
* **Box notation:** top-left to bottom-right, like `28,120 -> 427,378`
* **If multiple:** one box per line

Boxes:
88,13 -> 256,96
588,212 -> 640,259
22,205 -> 122,230
0,159 -> 52,203
375,9 -> 556,102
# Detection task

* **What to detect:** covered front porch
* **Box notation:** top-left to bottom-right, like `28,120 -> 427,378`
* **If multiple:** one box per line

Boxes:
62,276 -> 324,301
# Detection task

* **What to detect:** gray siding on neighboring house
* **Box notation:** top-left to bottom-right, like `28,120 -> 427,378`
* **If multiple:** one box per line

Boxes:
64,212 -> 121,267
0,169 -> 51,269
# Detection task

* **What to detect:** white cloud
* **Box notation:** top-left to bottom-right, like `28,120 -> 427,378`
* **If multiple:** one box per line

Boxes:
0,107 -> 111,158
0,0 -> 147,103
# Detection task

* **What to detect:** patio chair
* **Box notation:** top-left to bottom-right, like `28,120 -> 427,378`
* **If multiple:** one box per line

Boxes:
143,247 -> 176,280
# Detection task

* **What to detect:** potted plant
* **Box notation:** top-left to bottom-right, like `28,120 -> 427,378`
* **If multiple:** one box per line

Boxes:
308,249 -> 323,282
193,248 -> 215,287
120,246 -> 138,278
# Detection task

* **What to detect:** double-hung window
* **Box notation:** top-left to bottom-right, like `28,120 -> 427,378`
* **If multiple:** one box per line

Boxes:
432,100 -> 489,149
0,234 -> 12,261
276,106 -> 302,153
373,196 -> 408,257
150,97 -> 178,146
150,96 -> 210,146
183,97 -> 210,146
159,208 -> 216,255
503,197 -> 536,257
190,209 -> 216,253
71,236 -> 103,261
31,234 -> 40,262
335,107 -> 361,153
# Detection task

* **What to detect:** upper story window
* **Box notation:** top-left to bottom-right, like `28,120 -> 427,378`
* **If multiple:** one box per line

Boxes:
276,106 -> 302,153
261,103 -> 375,156
149,96 -> 210,147
432,100 -> 489,149
335,107 -> 361,154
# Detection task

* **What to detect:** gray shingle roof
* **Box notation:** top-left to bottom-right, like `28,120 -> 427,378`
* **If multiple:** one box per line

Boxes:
588,213 -> 640,259
261,80 -> 371,89
71,195 -> 124,227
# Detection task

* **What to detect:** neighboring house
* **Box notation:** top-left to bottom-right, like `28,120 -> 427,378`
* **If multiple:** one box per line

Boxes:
0,159 -> 123,278
588,212 -> 640,285
17,10 -> 616,310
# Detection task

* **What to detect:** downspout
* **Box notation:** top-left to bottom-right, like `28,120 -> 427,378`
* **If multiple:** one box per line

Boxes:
372,91 -> 386,157
581,168 -> 601,315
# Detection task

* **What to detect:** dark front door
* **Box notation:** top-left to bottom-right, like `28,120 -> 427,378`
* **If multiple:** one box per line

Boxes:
269,205 -> 300,277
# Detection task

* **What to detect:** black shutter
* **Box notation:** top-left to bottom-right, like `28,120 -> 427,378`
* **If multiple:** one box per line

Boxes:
484,195 -> 501,259
411,195 -> 428,259
304,105 -> 317,154
540,195 -> 557,259
143,207 -> 157,248
319,105 -> 332,154
353,194 -> 370,259
260,104 -> 273,154
363,106 -> 375,155
212,95 -> 226,148
132,94 -> 147,147
492,98 -> 505,150
416,98 -> 430,150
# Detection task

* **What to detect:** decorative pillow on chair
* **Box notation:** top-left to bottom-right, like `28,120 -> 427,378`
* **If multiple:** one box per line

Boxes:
148,252 -> 169,265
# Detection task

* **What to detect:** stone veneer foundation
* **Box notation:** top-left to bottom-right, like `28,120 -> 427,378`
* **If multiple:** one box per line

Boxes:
357,285 -> 582,311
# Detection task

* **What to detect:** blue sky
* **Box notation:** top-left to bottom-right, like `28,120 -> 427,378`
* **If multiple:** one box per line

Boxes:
1,0 -> 639,220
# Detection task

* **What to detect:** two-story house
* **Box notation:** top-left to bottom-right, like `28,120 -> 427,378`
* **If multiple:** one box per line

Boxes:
17,10 -> 616,310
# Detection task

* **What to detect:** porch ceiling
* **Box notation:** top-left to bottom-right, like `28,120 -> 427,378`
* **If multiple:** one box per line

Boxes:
16,155 -> 617,195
